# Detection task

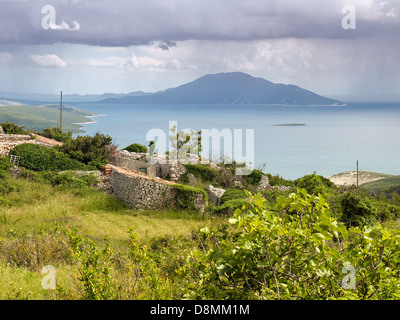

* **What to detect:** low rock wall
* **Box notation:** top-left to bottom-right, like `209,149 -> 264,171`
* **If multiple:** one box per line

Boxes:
0,134 -> 32,157
106,165 -> 205,212
0,133 -> 63,157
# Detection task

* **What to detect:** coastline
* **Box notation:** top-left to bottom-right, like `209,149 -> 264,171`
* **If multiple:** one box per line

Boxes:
73,113 -> 107,125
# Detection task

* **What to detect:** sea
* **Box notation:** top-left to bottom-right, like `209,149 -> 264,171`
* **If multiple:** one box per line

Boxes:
72,102 -> 400,181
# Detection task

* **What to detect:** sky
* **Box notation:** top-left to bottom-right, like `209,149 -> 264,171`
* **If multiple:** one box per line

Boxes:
0,0 -> 399,101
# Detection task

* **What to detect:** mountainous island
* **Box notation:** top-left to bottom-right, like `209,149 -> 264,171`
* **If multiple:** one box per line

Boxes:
98,72 -> 344,106
0,72 -> 343,106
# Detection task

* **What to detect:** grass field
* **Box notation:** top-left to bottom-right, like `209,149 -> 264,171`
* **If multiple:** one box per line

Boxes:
0,104 -> 94,133
0,175 -> 223,299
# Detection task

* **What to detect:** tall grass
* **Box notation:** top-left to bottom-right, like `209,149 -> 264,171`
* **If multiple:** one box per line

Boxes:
0,173 -> 223,299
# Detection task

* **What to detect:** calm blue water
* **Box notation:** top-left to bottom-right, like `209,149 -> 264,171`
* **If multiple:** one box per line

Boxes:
73,102 -> 400,180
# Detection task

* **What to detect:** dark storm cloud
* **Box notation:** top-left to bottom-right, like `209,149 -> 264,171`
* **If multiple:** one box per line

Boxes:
0,0 -> 399,46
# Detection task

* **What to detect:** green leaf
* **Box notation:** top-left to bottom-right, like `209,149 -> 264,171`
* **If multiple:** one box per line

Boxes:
229,218 -> 239,225
312,233 -> 325,240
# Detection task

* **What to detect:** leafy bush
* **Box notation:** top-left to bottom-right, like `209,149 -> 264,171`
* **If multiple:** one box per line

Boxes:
211,198 -> 250,215
172,184 -> 208,211
0,177 -> 19,195
61,132 -> 113,169
294,172 -> 335,196
340,191 -> 377,227
10,143 -> 88,172
40,127 -> 73,143
215,167 -> 237,189
243,169 -> 264,186
55,172 -> 98,189
181,189 -> 400,300
62,227 -> 177,300
123,143 -> 147,153
0,157 -> 13,173
219,188 -> 247,205
0,121 -> 29,135
266,173 -> 294,187
183,164 -> 219,183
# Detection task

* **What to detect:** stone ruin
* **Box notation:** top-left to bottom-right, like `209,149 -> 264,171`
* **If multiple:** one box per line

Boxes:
108,148 -> 188,181
206,185 -> 226,206
0,131 -> 63,158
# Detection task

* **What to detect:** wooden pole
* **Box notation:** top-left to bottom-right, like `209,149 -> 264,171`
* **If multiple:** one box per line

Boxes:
356,160 -> 359,188
60,91 -> 63,132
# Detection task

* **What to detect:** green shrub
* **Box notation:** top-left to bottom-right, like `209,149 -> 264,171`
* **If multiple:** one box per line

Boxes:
340,191 -> 377,227
0,157 -> 13,173
294,172 -> 335,196
53,172 -> 98,189
0,177 -> 19,195
181,189 -> 400,300
172,184 -> 208,211
243,169 -> 264,186
211,198 -> 250,215
40,127 -> 73,143
62,227 -> 177,300
10,144 -> 88,172
266,173 -> 294,187
66,228 -> 115,300
123,143 -> 147,153
0,121 -> 29,135
184,164 -> 219,183
61,132 -> 113,169
219,188 -> 247,205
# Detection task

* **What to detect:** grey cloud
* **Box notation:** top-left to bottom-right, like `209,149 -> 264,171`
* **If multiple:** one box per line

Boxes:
0,0 -> 399,47
154,41 -> 177,51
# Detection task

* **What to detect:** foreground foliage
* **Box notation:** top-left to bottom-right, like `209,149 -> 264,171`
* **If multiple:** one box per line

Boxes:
181,190 -> 400,299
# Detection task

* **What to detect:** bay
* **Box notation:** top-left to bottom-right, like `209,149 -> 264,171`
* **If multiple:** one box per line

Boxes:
73,102 -> 400,180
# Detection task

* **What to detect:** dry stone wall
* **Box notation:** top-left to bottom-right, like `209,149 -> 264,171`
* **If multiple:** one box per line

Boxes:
112,149 -> 187,180
0,133 -> 63,157
0,134 -> 33,157
106,165 -> 206,212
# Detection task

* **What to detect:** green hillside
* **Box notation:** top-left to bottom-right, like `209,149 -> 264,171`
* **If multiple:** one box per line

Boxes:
0,104 -> 94,133
362,175 -> 400,195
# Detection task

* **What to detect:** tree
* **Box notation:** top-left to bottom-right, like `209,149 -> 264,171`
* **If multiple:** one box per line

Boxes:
60,132 -> 113,169
40,127 -> 73,143
0,121 -> 29,135
123,143 -> 148,153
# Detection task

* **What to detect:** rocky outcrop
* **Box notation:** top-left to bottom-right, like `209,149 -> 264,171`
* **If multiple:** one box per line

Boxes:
257,175 -> 272,191
257,174 -> 292,192
206,185 -> 226,206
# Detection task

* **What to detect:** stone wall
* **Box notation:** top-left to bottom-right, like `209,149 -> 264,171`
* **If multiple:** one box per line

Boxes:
0,133 -> 63,157
106,165 -> 206,212
0,134 -> 33,157
111,149 -> 187,181
108,155 -> 157,177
